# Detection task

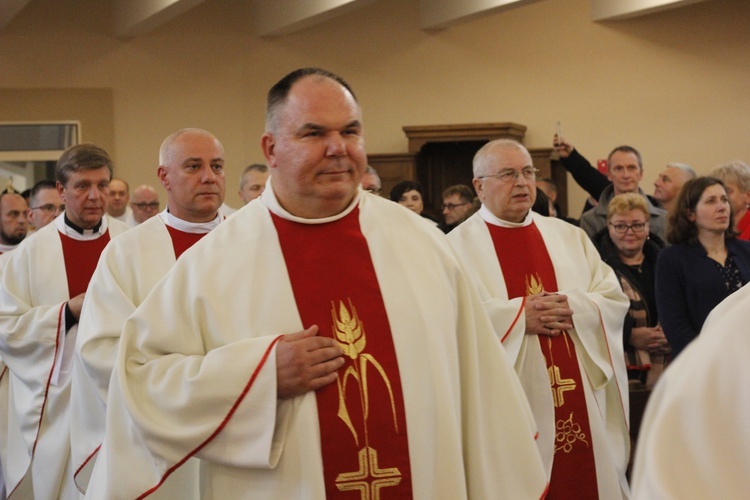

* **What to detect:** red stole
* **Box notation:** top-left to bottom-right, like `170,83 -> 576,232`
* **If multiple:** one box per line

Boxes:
165,225 -> 207,259
271,207 -> 412,499
58,231 -> 111,297
486,221 -> 599,499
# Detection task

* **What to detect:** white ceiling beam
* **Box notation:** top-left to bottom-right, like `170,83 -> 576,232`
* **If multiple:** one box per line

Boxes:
113,0 -> 208,39
592,0 -> 710,21
251,0 -> 377,38
419,0 -> 543,30
0,0 -> 33,30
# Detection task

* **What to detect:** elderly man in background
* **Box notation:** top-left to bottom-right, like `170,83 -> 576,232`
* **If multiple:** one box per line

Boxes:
238,163 -> 269,205
129,184 -> 160,224
70,128 -> 226,495
709,160 -> 750,240
360,165 -> 382,195
86,67 -> 547,499
652,162 -> 696,214
0,144 -> 129,499
449,138 -> 631,499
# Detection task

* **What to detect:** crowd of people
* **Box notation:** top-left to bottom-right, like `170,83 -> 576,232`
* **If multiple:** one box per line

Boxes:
0,66 -> 748,498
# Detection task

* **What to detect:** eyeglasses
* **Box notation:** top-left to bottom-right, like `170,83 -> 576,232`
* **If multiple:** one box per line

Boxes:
442,202 -> 470,211
477,167 -> 539,183
609,222 -> 647,234
31,204 -> 65,213
132,202 -> 160,210
364,187 -> 381,195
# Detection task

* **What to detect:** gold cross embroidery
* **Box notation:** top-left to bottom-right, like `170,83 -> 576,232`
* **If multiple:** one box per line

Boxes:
548,365 -> 576,407
336,446 -> 402,499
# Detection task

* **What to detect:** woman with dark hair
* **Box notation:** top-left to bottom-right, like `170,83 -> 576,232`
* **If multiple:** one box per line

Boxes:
389,180 -> 437,223
390,180 -> 425,214
656,176 -> 750,358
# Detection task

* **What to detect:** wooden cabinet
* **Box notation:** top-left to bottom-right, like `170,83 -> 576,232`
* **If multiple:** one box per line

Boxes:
367,123 -> 568,219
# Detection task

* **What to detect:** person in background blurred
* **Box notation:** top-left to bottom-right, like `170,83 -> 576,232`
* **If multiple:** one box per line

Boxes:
108,178 -> 135,226
709,160 -> 750,240
439,184 -> 474,233
360,165 -> 381,196
652,163 -> 696,214
129,185 -> 160,224
390,180 -> 436,223
656,176 -> 750,358
27,180 -> 65,233
238,163 -> 269,205
0,193 -> 28,254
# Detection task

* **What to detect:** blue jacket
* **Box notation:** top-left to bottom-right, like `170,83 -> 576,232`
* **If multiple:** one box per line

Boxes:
655,238 -> 750,358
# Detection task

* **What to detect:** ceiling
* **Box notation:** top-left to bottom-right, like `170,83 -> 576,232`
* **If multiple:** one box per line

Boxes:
0,0 -> 711,39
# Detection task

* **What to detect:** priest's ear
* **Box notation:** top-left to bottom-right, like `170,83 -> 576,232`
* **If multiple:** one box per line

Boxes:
261,132 -> 277,169
157,165 -> 171,191
56,181 -> 67,202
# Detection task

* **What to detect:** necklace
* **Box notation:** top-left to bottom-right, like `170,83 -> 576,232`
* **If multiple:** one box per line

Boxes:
623,254 -> 645,274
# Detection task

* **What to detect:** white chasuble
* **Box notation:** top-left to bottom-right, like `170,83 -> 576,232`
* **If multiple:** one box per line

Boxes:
0,215 -> 129,499
632,282 -> 750,498
71,213 -> 215,495
86,191 -> 546,499
448,210 -> 631,499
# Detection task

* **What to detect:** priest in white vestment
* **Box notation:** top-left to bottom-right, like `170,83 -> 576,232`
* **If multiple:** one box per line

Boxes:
70,128 -> 227,495
86,68 -> 548,499
448,139 -> 631,499
0,144 -> 129,499
0,182 -> 62,498
632,282 -> 750,498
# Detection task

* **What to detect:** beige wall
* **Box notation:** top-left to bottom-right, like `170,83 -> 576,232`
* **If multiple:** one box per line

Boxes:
0,0 -> 748,212
0,89 -> 114,155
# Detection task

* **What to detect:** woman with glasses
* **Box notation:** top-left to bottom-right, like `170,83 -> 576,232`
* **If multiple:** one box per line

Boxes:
656,177 -> 750,359
595,193 -> 669,389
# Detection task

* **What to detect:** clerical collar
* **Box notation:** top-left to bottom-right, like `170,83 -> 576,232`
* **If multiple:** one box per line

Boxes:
261,180 -> 359,225
54,213 -> 108,241
479,205 -> 534,228
64,213 -> 102,234
160,208 -> 223,234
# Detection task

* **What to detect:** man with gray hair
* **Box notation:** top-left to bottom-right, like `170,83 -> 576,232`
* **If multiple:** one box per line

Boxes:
449,138 -> 630,498
71,128 -> 225,496
0,144 -> 129,499
88,68 -> 546,498
238,163 -> 269,205
709,160 -> 750,240
360,165 -> 381,195
653,162 -> 696,214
